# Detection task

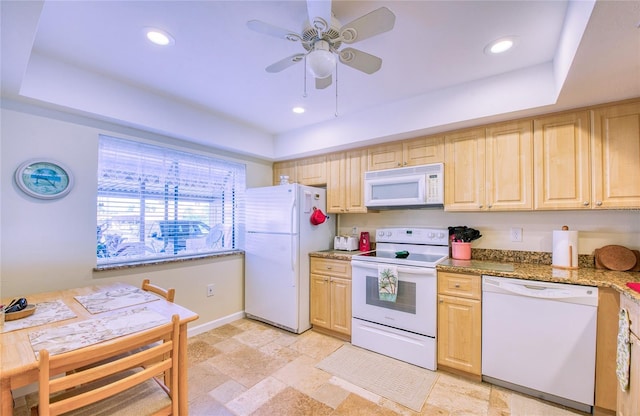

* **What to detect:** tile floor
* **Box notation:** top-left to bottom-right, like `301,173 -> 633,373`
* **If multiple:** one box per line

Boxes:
185,318 -> 588,416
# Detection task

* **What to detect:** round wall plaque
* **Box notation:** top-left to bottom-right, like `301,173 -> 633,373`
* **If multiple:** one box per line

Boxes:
15,159 -> 73,199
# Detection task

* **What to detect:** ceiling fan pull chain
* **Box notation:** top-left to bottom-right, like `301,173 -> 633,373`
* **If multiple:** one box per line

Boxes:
303,55 -> 308,98
334,62 -> 339,117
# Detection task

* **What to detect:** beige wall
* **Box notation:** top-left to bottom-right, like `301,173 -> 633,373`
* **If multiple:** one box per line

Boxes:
0,104 -> 272,331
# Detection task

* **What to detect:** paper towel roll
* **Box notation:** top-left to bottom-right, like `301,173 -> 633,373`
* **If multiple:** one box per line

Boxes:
552,227 -> 579,269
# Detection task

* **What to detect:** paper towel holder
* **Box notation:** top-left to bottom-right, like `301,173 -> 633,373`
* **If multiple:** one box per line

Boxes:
552,225 -> 579,270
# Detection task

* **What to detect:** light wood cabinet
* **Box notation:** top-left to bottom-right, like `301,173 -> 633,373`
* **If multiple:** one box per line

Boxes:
618,295 -> 640,416
367,136 -> 444,171
445,122 -> 532,211
326,149 -> 367,214
296,155 -> 327,186
273,156 -> 326,186
437,272 -> 482,378
592,101 -> 640,209
533,111 -> 591,209
273,160 -> 297,185
594,288 -> 620,414
310,257 -> 352,338
444,128 -> 485,210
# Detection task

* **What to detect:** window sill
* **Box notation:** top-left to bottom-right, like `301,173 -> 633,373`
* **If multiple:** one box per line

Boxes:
93,250 -> 244,272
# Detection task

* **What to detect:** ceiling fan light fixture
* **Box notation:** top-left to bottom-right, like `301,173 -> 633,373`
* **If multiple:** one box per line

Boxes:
307,40 -> 335,79
292,106 -> 305,114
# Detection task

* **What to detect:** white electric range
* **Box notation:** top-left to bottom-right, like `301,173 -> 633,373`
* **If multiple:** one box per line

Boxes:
350,227 -> 448,370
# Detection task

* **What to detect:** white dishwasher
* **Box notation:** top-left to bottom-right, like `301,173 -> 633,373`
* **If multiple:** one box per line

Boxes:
482,276 -> 598,414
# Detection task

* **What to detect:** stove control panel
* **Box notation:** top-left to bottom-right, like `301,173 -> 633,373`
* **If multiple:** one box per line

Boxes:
375,227 -> 448,245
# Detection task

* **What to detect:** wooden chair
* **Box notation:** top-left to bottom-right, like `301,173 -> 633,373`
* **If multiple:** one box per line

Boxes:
32,314 -> 180,416
142,279 -> 175,303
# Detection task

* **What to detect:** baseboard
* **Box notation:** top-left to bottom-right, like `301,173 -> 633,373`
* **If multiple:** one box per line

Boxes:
187,311 -> 245,337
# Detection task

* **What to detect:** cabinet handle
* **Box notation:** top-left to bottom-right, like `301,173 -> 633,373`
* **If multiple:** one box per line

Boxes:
479,204 -> 483,209
583,201 -> 589,206
403,161 -> 407,166
439,299 -> 443,304
596,201 -> 602,206
454,284 -> 460,288
326,266 -> 332,270
397,162 -> 402,166
487,204 -> 492,209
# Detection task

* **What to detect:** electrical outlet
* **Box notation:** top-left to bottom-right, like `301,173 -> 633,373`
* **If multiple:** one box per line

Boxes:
207,284 -> 215,297
510,227 -> 523,242
352,226 -> 358,236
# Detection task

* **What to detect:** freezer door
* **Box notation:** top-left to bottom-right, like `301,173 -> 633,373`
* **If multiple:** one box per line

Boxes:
246,184 -> 297,234
245,232 -> 300,331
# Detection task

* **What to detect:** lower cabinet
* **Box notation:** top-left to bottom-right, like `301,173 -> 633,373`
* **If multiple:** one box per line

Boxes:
618,295 -> 640,416
310,257 -> 351,339
437,271 -> 482,378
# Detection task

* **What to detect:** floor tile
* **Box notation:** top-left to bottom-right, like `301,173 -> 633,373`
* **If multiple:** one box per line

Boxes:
251,386 -> 334,416
225,376 -> 287,416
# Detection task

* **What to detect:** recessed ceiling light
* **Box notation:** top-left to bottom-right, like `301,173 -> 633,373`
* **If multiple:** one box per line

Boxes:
292,107 -> 305,114
145,28 -> 175,46
485,37 -> 516,54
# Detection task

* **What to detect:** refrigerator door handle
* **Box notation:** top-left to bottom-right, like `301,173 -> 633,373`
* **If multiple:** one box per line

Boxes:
290,198 -> 296,283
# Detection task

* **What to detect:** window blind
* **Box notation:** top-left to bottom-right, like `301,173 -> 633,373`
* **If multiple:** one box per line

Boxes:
97,134 -> 245,266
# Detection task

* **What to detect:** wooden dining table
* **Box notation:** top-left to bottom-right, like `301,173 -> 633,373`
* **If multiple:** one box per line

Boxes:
0,282 -> 198,416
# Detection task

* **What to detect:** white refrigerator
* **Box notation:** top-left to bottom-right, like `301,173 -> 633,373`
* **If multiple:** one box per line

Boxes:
244,184 -> 335,333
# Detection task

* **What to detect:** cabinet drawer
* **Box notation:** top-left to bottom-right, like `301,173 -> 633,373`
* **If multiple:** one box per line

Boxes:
310,258 -> 351,278
622,295 -> 640,338
437,272 -> 481,299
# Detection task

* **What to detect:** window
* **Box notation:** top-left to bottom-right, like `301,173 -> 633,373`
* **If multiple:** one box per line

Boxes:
97,135 -> 245,266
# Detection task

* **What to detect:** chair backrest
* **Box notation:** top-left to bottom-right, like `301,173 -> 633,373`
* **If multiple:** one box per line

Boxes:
36,314 -> 180,416
141,279 -> 175,303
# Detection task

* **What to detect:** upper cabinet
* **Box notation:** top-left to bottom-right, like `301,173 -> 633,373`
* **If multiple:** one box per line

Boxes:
367,136 -> 444,171
533,111 -> 591,210
592,101 -> 640,209
485,121 -> 533,211
327,149 -> 367,214
273,156 -> 326,186
534,101 -> 640,210
273,160 -> 297,185
444,128 -> 486,211
444,121 -> 532,211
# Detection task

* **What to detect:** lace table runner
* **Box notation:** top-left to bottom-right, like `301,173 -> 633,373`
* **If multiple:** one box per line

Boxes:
74,287 -> 159,314
1,300 -> 77,333
29,306 -> 167,357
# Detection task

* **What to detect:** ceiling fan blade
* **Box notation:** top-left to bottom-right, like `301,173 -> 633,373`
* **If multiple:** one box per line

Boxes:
307,0 -> 332,34
266,54 -> 305,73
315,75 -> 332,90
339,48 -> 382,74
339,7 -> 396,44
247,20 -> 302,42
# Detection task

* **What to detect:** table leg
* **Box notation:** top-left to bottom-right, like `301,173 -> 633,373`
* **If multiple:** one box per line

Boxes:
178,324 -> 189,415
1,377 -> 13,416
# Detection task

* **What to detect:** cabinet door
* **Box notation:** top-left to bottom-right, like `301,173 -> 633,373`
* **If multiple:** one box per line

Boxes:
330,277 -> 351,335
592,101 -> 640,209
326,152 -> 346,213
345,149 -> 368,213
437,294 -> 481,375
273,160 -> 297,185
297,156 -> 327,186
310,274 -> 330,328
368,142 -> 403,170
403,136 -> 444,166
533,111 -> 590,209
444,128 -> 486,211
485,121 -> 533,210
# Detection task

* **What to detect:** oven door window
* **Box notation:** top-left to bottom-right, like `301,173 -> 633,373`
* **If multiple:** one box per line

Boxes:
365,275 -> 416,314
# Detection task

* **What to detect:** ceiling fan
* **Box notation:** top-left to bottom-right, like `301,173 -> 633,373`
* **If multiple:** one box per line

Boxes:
247,0 -> 396,90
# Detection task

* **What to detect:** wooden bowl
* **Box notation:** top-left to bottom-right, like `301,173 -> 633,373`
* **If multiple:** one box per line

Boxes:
5,304 -> 36,321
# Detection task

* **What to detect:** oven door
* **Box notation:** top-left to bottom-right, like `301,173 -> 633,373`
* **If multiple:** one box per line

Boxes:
351,260 -> 436,337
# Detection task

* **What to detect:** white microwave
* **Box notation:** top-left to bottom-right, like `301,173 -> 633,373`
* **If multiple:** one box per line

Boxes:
364,163 -> 444,209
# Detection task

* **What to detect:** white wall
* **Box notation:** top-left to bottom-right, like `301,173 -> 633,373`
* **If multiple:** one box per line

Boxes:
0,104 -> 273,329
338,209 -> 640,255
